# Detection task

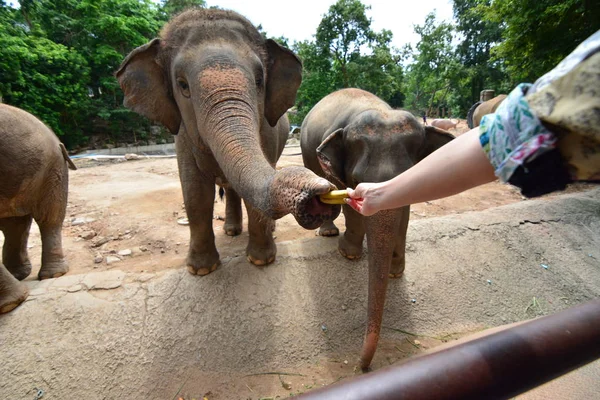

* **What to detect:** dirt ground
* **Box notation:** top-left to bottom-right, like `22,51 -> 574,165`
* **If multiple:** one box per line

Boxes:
2,120 -> 598,399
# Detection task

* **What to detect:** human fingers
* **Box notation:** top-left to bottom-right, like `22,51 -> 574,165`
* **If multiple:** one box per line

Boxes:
345,197 -> 363,214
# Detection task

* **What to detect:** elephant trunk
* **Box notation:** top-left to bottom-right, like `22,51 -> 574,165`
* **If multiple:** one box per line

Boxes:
360,209 -> 401,370
194,70 -> 339,228
199,92 -> 274,213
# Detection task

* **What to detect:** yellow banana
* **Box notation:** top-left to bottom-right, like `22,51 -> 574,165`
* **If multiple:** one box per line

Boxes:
319,189 -> 348,204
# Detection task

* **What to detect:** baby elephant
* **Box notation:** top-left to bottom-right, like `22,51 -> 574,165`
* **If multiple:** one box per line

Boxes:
301,88 -> 454,369
430,118 -> 459,131
0,104 -> 77,313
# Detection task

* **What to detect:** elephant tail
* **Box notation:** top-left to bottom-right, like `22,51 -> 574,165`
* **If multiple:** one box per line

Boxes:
60,143 -> 77,171
466,101 -> 482,129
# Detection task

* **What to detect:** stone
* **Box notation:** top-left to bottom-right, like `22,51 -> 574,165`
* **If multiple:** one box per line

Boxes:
94,255 -> 103,264
124,153 -> 141,161
118,249 -> 132,257
92,236 -> 110,248
105,256 -> 121,265
67,285 -> 83,293
71,217 -> 95,226
81,270 -> 125,290
80,230 -> 96,240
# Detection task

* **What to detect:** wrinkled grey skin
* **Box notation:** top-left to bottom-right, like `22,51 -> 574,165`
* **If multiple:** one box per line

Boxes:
0,104 -> 76,314
301,88 -> 455,369
116,9 -> 339,276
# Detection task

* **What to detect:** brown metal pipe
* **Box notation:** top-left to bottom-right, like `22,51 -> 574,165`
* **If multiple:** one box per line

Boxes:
297,299 -> 600,400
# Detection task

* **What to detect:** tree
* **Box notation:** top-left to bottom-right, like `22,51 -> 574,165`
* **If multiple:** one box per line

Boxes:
292,0 -> 404,124
403,12 -> 460,116
315,0 -> 376,88
485,0 -> 600,83
452,0 -> 510,114
0,2 -> 91,145
1,0 -> 165,147
291,40 -> 336,125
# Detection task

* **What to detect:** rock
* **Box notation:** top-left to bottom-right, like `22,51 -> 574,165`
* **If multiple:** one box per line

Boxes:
105,256 -> 121,265
124,153 -> 141,161
118,249 -> 132,256
81,270 -> 125,290
92,236 -> 110,248
139,246 -> 148,252
71,217 -> 95,226
80,230 -> 96,240
94,255 -> 103,264
67,285 -> 83,293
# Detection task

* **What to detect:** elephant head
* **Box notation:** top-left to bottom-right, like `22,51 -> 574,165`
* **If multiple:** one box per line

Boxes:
116,9 -> 339,228
316,110 -> 455,368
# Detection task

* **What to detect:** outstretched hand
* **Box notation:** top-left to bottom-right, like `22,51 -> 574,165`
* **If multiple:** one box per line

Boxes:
345,183 -> 383,216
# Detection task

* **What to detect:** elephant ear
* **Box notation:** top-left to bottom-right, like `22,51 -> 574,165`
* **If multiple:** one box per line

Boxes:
316,128 -> 346,188
115,39 -> 181,135
265,39 -> 302,127
418,126 -> 455,161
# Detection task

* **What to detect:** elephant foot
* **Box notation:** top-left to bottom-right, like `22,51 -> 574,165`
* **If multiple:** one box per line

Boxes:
338,235 -> 363,260
186,249 -> 221,276
224,223 -> 242,236
318,221 -> 339,237
187,262 -> 220,276
6,260 -> 33,281
247,254 -> 276,266
390,256 -> 406,278
0,278 -> 29,314
38,260 -> 69,280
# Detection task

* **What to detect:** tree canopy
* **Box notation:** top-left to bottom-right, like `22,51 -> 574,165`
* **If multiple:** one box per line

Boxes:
0,0 -> 597,148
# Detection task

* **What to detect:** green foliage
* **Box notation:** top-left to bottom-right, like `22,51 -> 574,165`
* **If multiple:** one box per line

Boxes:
451,0 -> 510,115
1,0 -> 596,146
484,0 -> 600,83
292,0 -> 404,124
0,5 -> 90,145
403,13 -> 461,116
0,0 -> 163,148
160,0 -> 205,19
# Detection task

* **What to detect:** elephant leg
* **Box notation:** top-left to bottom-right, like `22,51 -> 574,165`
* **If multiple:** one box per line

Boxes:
390,206 -> 410,279
0,262 -> 29,314
37,220 -> 69,280
224,188 -> 243,236
244,200 -> 276,266
0,215 -> 33,280
318,220 -> 339,237
177,147 -> 220,276
339,204 -> 365,260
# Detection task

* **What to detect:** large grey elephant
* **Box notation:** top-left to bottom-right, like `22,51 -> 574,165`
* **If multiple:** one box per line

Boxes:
116,9 -> 339,275
0,104 -> 77,313
301,88 -> 455,369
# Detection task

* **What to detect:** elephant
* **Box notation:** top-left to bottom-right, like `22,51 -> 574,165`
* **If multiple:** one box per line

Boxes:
467,94 -> 507,128
301,88 -> 455,369
430,118 -> 459,130
116,9 -> 339,276
0,104 -> 77,314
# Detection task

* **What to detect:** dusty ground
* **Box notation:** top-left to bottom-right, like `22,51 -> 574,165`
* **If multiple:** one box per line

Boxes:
1,120 -> 599,399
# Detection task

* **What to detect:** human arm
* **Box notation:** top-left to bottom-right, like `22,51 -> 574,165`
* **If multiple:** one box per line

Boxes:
346,127 -> 496,216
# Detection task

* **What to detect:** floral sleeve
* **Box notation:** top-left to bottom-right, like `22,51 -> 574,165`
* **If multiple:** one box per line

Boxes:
478,30 -> 600,197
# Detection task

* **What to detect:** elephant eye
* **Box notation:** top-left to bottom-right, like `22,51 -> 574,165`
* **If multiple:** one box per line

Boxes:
255,75 -> 263,87
177,78 -> 190,97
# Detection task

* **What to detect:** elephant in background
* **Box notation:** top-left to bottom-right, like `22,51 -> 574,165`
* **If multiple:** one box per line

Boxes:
301,88 -> 455,369
430,118 -> 459,130
0,104 -> 77,314
467,94 -> 507,128
116,9 -> 339,276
